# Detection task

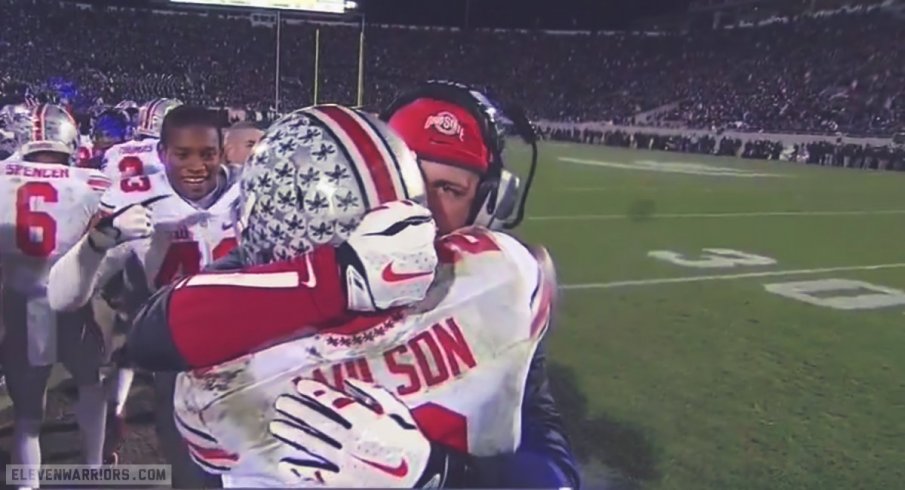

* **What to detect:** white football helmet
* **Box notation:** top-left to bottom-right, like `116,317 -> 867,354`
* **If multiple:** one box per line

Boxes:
115,100 -> 139,112
18,103 -> 80,165
0,104 -> 33,157
236,104 -> 426,265
136,98 -> 183,138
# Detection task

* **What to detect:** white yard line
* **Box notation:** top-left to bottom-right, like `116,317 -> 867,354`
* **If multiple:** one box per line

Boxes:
529,209 -> 905,221
561,262 -> 905,290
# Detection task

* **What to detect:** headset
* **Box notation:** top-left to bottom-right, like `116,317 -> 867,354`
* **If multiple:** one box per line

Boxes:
382,80 -> 539,230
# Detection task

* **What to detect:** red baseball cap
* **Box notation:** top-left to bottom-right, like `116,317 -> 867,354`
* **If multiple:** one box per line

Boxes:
387,98 -> 490,174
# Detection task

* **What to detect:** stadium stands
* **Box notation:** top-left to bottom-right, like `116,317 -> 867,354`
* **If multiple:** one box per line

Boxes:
1,0 -> 902,137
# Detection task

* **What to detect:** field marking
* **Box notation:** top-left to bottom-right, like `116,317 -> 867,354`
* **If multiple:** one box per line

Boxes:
529,209 -> 905,221
561,262 -> 905,290
559,156 -> 788,178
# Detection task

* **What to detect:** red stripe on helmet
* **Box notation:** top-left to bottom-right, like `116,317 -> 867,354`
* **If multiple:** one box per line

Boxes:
316,105 -> 399,204
142,99 -> 162,134
33,104 -> 47,141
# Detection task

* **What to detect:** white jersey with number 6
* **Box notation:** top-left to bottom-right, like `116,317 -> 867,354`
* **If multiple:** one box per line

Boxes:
100,138 -> 164,182
0,159 -> 110,365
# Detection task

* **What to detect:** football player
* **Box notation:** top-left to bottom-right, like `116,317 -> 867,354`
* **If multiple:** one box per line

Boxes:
81,110 -> 130,169
0,104 -> 112,486
125,89 -> 574,487
99,98 -> 182,181
47,105 -> 236,479
0,103 -> 33,161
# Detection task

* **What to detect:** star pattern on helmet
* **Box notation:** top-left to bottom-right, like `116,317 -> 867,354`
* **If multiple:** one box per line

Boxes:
298,127 -> 323,146
335,191 -> 360,214
275,138 -> 297,158
297,166 -> 320,188
274,161 -> 295,179
256,172 -> 274,192
258,195 -> 275,215
288,115 -> 310,130
324,164 -> 350,184
272,245 -> 292,261
269,129 -> 287,143
242,177 -> 257,193
311,142 -> 337,162
250,151 -> 269,168
276,188 -> 296,211
269,222 -> 287,241
288,235 -> 312,254
308,220 -> 334,242
304,192 -> 329,214
336,218 -> 359,237
253,226 -> 270,245
284,210 -> 306,232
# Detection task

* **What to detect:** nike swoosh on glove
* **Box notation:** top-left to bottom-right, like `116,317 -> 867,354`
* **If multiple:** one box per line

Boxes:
337,200 -> 438,312
269,378 -> 460,488
88,195 -> 168,252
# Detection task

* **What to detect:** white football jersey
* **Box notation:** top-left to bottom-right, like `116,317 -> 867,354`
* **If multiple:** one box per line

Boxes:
173,228 -> 555,487
0,159 -> 110,365
99,138 -> 164,182
98,171 -> 239,302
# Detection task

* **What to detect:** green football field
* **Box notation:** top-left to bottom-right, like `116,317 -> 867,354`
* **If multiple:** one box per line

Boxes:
516,143 -> 905,489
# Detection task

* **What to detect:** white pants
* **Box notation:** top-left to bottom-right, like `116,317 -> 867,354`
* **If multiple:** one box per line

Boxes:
0,291 -> 103,419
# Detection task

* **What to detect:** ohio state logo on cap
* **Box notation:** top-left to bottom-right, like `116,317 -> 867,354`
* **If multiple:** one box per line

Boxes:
424,111 -> 465,141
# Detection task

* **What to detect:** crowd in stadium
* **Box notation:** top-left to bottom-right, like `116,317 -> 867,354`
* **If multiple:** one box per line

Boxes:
1,0 -> 904,488
546,126 -> 905,169
2,0 -> 904,137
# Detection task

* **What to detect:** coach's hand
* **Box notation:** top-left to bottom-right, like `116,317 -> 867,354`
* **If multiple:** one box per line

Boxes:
88,195 -> 167,252
270,378 -> 460,488
337,200 -> 438,312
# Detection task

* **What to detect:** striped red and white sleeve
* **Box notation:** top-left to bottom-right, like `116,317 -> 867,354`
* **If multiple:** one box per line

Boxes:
126,246 -> 349,371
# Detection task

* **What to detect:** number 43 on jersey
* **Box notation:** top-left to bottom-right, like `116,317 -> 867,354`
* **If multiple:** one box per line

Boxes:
155,237 -> 237,287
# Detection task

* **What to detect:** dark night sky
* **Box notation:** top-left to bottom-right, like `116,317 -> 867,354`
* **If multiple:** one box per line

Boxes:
361,0 -> 692,30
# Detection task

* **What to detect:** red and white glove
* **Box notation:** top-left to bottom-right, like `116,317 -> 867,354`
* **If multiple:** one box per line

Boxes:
88,195 -> 168,252
269,378 -> 459,488
338,200 -> 438,312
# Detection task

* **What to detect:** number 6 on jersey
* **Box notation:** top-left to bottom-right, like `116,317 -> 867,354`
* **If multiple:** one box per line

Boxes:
16,182 -> 59,257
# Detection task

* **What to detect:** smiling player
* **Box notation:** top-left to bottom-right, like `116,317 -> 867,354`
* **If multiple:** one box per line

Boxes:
48,105 -> 238,478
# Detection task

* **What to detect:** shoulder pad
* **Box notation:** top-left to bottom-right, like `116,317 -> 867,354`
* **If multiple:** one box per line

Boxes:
492,232 -> 557,340
71,167 -> 113,193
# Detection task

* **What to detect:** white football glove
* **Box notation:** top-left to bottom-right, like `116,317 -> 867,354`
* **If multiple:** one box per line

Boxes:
88,195 -> 167,252
338,200 -> 438,312
269,378 -> 457,488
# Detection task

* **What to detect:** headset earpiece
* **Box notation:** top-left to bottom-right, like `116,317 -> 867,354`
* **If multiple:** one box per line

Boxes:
470,168 -> 521,230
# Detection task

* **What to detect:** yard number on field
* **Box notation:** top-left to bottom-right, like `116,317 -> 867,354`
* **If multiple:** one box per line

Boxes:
649,248 -> 905,310
648,248 -> 777,268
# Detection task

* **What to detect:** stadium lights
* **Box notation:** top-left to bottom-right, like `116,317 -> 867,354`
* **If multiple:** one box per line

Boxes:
345,1 -> 357,10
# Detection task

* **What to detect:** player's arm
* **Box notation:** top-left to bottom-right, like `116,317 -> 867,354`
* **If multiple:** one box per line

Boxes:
47,196 -> 160,312
125,200 -> 438,371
